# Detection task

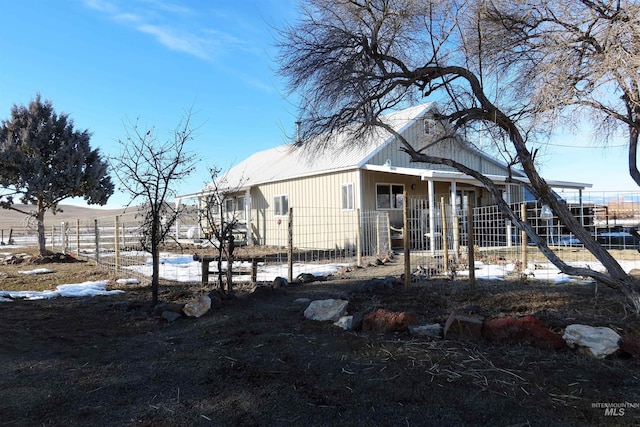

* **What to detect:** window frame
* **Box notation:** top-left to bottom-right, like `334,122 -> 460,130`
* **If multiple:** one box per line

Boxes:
273,194 -> 289,216
341,182 -> 354,211
376,183 -> 404,210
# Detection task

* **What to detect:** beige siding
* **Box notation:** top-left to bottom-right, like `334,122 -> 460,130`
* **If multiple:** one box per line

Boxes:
370,118 -> 510,176
211,112 -> 522,248
250,170 -> 360,248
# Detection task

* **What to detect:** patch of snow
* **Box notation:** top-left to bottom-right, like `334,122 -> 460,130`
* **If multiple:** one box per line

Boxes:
0,280 -> 124,302
123,256 -> 351,283
19,268 -> 53,275
457,259 -> 638,284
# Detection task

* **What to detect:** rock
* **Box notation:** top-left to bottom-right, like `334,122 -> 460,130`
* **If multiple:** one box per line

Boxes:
443,312 -> 484,340
362,308 -> 418,333
358,277 -> 396,293
620,334 -> 640,359
482,316 -> 564,350
116,278 -> 140,285
273,277 -> 288,288
296,273 -> 316,284
409,323 -> 443,339
350,310 -> 369,332
154,302 -> 185,316
209,294 -> 223,310
336,266 -> 352,275
334,315 -> 354,331
3,254 -> 24,265
293,297 -> 311,305
304,299 -> 349,321
563,324 -> 622,359
183,295 -> 211,318
252,285 -> 286,297
161,310 -> 182,322
166,303 -> 186,314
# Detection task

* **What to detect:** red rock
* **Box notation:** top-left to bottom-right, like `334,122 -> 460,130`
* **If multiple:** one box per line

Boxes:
362,308 -> 418,333
443,313 -> 484,340
482,316 -> 564,350
620,334 -> 640,358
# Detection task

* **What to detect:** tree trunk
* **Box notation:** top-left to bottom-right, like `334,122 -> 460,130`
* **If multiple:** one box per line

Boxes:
217,256 -> 224,291
36,201 -> 46,256
151,223 -> 160,307
225,235 -> 235,296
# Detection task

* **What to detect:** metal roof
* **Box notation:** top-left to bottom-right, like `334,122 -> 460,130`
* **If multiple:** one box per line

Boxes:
181,102 -> 591,198
199,103 -> 436,194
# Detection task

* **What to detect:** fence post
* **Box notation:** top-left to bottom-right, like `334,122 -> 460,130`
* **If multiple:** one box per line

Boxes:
287,207 -> 293,283
94,219 -> 100,264
403,191 -> 411,289
50,224 -> 55,252
76,219 -> 80,256
441,197 -> 449,273
376,214 -> 381,254
62,222 -> 68,254
521,203 -> 528,268
356,209 -> 362,267
114,215 -> 120,271
467,201 -> 476,289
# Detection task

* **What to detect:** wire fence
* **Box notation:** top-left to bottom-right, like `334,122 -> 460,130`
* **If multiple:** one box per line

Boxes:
3,190 -> 640,284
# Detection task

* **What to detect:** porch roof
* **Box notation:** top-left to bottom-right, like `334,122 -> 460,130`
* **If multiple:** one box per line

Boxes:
362,164 -> 592,190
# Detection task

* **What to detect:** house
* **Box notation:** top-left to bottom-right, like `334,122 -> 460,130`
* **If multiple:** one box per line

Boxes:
176,103 -> 591,254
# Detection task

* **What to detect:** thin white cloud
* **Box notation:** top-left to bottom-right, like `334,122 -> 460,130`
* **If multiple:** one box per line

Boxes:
81,0 -> 278,93
137,23 -> 215,60
81,0 -> 245,61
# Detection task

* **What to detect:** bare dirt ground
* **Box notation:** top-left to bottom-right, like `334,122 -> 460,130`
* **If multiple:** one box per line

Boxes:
1,249 -> 640,426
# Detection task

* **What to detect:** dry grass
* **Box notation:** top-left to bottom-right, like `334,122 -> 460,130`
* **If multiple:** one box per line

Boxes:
0,247 -> 117,292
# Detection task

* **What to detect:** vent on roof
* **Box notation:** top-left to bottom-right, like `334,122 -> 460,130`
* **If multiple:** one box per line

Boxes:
294,121 -> 302,146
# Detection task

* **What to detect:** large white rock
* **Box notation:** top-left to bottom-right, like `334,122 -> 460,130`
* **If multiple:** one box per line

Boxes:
183,295 -> 211,318
334,315 -> 354,330
304,299 -> 348,321
563,324 -> 621,359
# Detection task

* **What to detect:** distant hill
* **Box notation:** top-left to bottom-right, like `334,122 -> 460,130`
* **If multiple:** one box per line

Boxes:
0,204 -> 135,229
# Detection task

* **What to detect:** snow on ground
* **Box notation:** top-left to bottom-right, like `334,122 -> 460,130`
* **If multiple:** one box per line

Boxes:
123,253 -> 352,283
458,260 -> 639,284
0,280 -> 124,302
2,250 -> 638,302
19,268 -> 54,275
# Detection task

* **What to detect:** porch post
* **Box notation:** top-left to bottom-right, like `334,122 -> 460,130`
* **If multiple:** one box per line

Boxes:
428,179 -> 436,256
450,181 -> 458,259
579,189 -> 584,227
245,188 -> 252,245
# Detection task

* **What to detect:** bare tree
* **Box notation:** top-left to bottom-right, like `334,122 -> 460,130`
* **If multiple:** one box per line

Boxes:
199,167 -> 248,295
111,113 -> 198,306
276,0 -> 640,311
476,0 -> 640,185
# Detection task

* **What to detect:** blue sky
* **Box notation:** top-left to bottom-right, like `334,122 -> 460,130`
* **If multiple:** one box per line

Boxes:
0,0 -> 637,208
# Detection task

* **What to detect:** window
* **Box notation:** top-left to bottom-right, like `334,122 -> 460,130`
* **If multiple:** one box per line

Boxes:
341,183 -> 354,210
376,184 -> 404,210
424,118 -> 435,135
236,197 -> 245,213
274,195 -> 289,216
225,199 -> 234,214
